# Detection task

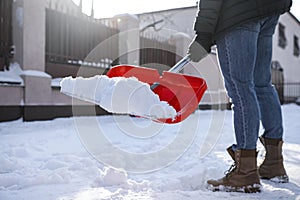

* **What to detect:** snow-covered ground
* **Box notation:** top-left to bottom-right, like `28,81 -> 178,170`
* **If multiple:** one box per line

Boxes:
0,104 -> 300,200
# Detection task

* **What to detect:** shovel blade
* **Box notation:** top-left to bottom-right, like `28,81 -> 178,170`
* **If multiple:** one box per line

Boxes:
106,65 -> 207,123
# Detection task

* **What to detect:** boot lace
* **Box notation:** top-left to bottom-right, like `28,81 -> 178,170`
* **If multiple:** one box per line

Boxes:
225,162 -> 237,177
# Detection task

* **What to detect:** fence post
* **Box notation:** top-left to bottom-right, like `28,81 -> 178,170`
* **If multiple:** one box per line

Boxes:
112,14 -> 140,65
13,0 -> 52,108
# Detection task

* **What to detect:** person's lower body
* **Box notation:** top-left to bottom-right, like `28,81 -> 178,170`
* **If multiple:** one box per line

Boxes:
207,14 -> 288,192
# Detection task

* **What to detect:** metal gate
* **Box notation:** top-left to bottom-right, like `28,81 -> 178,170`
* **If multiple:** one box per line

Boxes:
0,0 -> 13,71
140,34 -> 176,74
45,8 -> 119,78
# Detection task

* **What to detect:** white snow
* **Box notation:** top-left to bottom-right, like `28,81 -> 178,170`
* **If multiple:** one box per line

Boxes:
0,62 -> 55,85
0,63 -> 23,85
0,104 -> 300,200
51,78 -> 63,88
21,70 -> 51,78
60,75 -> 177,120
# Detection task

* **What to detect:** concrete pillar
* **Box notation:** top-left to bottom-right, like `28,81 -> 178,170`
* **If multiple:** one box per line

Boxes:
22,72 -> 52,105
112,14 -> 140,65
13,0 -> 52,105
14,0 -> 46,71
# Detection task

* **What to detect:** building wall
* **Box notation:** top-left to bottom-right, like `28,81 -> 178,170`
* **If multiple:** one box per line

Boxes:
139,8 -> 300,83
0,85 -> 23,105
139,6 -> 197,40
273,12 -> 300,83
0,85 -> 24,121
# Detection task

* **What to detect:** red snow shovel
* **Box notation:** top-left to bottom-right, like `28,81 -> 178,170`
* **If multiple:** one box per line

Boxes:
106,55 -> 207,124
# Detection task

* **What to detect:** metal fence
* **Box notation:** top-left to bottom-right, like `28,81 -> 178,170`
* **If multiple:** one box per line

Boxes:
280,82 -> 300,104
45,8 -> 119,77
140,34 -> 176,73
0,0 -> 13,71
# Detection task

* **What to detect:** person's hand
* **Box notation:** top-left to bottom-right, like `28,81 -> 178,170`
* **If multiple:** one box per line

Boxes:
187,34 -> 212,62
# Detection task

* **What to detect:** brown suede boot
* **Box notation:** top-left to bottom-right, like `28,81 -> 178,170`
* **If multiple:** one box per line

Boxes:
207,147 -> 261,193
258,137 -> 289,183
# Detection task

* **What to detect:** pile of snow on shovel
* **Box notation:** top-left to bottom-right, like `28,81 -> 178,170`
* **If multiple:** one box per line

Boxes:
60,75 -> 177,120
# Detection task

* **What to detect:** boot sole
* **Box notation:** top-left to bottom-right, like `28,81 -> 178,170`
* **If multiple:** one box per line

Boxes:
260,175 -> 289,183
207,183 -> 261,193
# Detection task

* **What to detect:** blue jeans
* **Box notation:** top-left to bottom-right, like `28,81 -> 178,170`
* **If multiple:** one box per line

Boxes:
216,15 -> 283,150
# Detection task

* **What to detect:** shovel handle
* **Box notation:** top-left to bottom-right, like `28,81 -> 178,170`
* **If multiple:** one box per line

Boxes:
150,55 -> 191,90
169,55 -> 191,73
